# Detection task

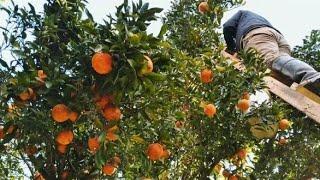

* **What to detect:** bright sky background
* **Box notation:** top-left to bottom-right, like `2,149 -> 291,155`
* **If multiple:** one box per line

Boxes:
1,0 -> 320,47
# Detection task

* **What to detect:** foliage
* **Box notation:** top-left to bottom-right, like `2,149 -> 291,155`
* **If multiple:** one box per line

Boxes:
0,0 -> 319,179
292,29 -> 320,71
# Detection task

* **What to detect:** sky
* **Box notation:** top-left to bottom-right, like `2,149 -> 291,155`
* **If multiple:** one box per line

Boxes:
1,0 -> 320,47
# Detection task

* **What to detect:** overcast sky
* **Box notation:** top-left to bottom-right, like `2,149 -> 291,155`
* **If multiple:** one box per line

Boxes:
1,0 -> 320,47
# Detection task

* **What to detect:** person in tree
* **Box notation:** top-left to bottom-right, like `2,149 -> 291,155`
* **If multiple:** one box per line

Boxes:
223,10 -> 320,94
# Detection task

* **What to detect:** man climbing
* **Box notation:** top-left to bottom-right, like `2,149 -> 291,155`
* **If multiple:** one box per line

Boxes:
223,10 -> 320,94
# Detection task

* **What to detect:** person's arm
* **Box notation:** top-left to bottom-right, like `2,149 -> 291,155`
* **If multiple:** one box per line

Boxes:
223,11 -> 243,55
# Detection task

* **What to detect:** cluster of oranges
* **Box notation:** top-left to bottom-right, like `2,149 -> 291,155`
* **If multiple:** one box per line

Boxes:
18,69 -> 47,102
51,104 -> 78,154
278,118 -> 290,145
200,68 -> 251,117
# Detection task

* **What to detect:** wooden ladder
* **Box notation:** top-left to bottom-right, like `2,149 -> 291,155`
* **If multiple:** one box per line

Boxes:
222,51 -> 320,124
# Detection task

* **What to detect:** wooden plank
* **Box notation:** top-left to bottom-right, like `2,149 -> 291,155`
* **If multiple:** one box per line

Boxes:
290,83 -> 320,104
264,76 -> 320,124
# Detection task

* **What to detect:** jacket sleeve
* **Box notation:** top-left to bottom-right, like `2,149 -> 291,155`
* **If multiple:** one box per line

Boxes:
223,10 -> 243,54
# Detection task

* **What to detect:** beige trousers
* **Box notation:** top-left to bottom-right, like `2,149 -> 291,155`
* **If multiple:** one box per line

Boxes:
242,27 -> 291,67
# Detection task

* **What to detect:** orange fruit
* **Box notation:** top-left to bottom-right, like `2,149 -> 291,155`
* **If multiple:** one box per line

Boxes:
139,55 -> 153,76
88,137 -> 100,153
69,111 -> 78,122
52,104 -> 70,122
102,164 -> 116,176
106,132 -> 118,142
204,104 -> 217,117
278,137 -> 287,145
95,94 -> 112,109
161,149 -> 170,159
92,52 -> 113,75
107,125 -> 119,133
57,143 -> 68,154
237,149 -> 247,160
237,99 -> 250,112
56,130 -> 74,145
19,88 -> 34,101
103,106 -> 121,121
222,170 -> 231,177
279,119 -> 290,131
34,172 -> 45,180
60,170 -> 69,180
198,2 -> 209,14
175,121 -> 184,129
0,127 -> 4,139
229,175 -> 239,180
25,145 -> 37,156
111,156 -> 121,167
6,125 -> 16,134
200,69 -> 213,83
241,91 -> 250,100
38,70 -> 47,80
147,143 -> 164,161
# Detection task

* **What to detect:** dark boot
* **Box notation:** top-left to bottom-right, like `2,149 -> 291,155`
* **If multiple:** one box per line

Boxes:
272,55 -> 320,95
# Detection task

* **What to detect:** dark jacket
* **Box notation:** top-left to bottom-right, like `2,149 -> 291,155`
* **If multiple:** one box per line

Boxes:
223,10 -> 280,54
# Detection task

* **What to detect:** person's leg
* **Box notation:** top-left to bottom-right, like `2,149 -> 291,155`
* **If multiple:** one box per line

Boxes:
272,30 -> 320,84
242,28 -> 280,67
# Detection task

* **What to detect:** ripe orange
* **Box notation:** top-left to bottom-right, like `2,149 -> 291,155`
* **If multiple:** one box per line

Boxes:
6,125 -> 16,134
161,149 -> 170,159
57,143 -> 68,154
56,130 -> 74,145
96,94 -> 112,109
229,175 -> 239,180
38,70 -> 47,80
198,2 -> 209,14
204,104 -> 217,117
175,121 -> 184,129
88,137 -> 100,152
52,104 -> 70,122
139,55 -> 153,76
103,106 -> 121,121
60,170 -> 69,180
25,145 -> 37,156
278,138 -> 287,145
241,91 -> 250,100
107,125 -> 119,133
102,164 -> 116,176
111,156 -> 121,167
237,149 -> 247,160
279,119 -> 290,131
200,69 -> 213,83
147,143 -> 164,161
222,170 -> 231,177
237,99 -> 250,112
106,132 -> 118,142
34,172 -> 45,180
69,111 -> 78,122
0,127 -> 4,139
19,88 -> 34,101
92,52 -> 113,75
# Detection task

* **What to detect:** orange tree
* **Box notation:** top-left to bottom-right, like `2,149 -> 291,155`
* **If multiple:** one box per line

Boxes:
0,0 -> 319,179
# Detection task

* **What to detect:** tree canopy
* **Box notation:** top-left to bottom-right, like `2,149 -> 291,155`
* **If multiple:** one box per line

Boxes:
0,0 -> 319,179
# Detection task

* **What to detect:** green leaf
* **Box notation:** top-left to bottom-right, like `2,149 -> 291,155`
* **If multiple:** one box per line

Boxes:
0,58 -> 9,69
146,72 -> 166,81
158,24 -> 168,38
45,81 -> 53,88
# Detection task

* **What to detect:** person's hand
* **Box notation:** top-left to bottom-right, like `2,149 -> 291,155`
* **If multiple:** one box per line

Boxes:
221,50 -> 239,62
